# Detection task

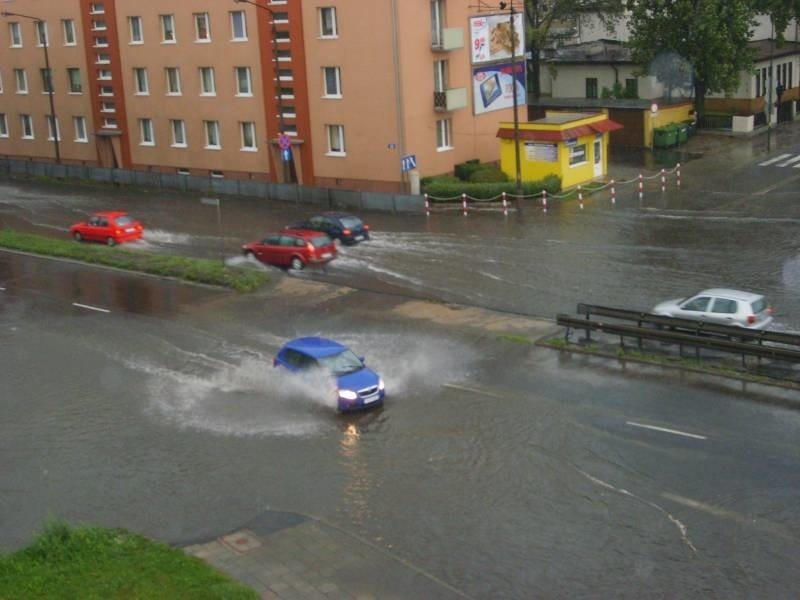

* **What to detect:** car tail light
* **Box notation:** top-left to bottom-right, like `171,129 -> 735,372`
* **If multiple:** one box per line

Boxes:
136,224 -> 143,231
307,242 -> 314,252
364,224 -> 370,231
342,228 -> 351,236
747,315 -> 756,324
115,229 -> 123,236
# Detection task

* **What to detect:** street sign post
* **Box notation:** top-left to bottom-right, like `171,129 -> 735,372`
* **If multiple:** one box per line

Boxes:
401,154 -> 417,172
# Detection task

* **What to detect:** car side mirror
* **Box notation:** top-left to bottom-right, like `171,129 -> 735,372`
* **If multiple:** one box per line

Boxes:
358,356 -> 365,364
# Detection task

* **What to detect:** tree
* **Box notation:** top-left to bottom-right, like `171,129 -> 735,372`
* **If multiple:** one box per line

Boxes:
625,0 -> 757,126
523,0 -> 625,99
751,0 -> 800,43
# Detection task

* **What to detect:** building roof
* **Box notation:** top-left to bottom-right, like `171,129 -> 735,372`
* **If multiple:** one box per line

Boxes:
496,115 -> 623,142
526,97 -> 691,110
748,39 -> 800,62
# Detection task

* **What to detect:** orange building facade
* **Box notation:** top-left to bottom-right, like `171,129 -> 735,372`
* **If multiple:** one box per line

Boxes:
0,0 -> 517,192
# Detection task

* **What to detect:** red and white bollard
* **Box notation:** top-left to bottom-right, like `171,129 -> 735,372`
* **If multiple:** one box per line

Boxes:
661,169 -> 666,193
541,189 -> 548,212
578,185 -> 584,210
676,162 -> 681,188
424,193 -> 430,217
638,174 -> 643,202
462,193 -> 468,216
611,179 -> 616,205
502,192 -> 508,216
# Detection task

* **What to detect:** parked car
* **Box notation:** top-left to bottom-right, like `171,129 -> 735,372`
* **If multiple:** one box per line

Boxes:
652,288 -> 773,329
274,336 -> 385,412
70,211 -> 143,246
287,212 -> 370,245
242,229 -> 336,270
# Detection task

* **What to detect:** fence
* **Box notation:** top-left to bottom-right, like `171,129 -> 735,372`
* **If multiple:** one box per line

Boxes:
0,158 -> 424,214
423,163 -> 682,216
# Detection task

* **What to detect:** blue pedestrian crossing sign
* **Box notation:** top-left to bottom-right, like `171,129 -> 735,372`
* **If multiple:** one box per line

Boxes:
401,154 -> 417,172
281,148 -> 292,162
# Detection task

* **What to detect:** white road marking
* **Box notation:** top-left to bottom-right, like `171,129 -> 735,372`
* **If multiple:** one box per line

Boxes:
778,155 -> 800,167
441,382 -> 506,399
625,421 -> 707,440
72,302 -> 110,314
0,287 -> 5,291
758,153 -> 792,166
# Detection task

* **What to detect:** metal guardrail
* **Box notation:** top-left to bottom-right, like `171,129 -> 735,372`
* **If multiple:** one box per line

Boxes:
576,303 -> 800,348
557,314 -> 800,367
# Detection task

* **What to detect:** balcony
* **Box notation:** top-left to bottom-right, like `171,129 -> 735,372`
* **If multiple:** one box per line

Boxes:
431,27 -> 464,52
433,87 -> 467,112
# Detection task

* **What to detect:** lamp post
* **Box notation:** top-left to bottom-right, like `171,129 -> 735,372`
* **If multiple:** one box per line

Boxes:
767,20 -> 775,152
497,2 -> 523,197
233,0 -> 291,183
2,11 -> 61,164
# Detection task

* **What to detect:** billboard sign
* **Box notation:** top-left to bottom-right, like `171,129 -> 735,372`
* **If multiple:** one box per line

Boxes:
470,13 -> 525,64
472,62 -> 526,115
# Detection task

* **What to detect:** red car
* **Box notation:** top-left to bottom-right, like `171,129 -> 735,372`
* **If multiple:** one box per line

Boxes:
70,211 -> 144,246
242,229 -> 337,270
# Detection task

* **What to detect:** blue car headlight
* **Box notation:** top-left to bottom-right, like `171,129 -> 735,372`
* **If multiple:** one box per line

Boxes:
378,378 -> 385,391
338,389 -> 358,401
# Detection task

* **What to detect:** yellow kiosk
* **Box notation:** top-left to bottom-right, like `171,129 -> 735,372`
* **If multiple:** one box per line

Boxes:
497,112 -> 623,189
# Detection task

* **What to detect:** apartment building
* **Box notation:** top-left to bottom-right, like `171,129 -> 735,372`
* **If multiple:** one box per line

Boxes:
0,1 -> 518,192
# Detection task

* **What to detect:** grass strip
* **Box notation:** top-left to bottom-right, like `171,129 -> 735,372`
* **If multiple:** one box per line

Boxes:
0,229 -> 268,293
0,521 -> 257,599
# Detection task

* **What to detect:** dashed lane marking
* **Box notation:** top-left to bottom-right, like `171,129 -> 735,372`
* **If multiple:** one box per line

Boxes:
441,382 -> 507,399
758,153 -> 792,166
778,155 -> 800,167
626,420 -> 707,440
72,302 -> 110,313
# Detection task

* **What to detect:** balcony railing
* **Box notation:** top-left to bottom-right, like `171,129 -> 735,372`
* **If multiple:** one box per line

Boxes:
434,87 -> 467,112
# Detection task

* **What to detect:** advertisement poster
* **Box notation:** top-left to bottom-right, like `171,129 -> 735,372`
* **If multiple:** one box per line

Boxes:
525,142 -> 558,162
470,13 -> 525,64
472,62 -> 526,115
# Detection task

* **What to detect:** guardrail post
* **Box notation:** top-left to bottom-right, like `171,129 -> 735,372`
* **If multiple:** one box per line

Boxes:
661,168 -> 666,193
541,189 -> 547,212
424,193 -> 430,217
502,191 -> 508,216
578,185 -> 583,210
676,162 -> 681,188
611,179 -> 616,205
462,193 -> 468,217
638,173 -> 643,202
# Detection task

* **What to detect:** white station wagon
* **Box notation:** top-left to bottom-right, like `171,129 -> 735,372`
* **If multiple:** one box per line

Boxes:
652,288 -> 773,329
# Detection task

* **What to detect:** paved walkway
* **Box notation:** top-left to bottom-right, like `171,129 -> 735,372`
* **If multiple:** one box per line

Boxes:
184,510 -> 470,599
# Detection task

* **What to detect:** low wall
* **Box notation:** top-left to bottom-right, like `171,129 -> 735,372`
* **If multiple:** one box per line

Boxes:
0,159 -> 424,214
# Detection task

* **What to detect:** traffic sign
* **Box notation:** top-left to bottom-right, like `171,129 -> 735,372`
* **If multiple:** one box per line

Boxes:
281,148 -> 292,162
401,154 -> 417,172
278,134 -> 291,151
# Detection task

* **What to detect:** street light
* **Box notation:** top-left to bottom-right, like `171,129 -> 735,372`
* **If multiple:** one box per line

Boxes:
2,11 -> 61,164
232,0 -> 292,183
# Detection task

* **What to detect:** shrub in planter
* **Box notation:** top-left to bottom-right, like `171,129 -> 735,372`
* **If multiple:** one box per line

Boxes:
468,167 -> 508,183
423,174 -> 560,200
454,159 -> 484,181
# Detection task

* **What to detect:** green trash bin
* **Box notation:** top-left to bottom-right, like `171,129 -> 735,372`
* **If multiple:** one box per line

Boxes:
683,119 -> 696,137
677,124 -> 689,144
653,127 -> 671,148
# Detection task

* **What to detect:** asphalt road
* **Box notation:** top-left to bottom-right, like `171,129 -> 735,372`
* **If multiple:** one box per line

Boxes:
2,252 -> 799,598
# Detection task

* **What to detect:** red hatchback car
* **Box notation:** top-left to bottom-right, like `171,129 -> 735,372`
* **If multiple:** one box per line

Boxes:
70,211 -> 144,246
242,229 -> 337,270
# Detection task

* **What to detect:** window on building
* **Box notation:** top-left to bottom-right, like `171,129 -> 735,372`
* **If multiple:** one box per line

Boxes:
436,118 -> 452,150
14,69 -> 28,94
204,120 -> 220,148
280,86 -> 294,98
46,115 -> 60,141
585,78 -> 598,99
278,69 -> 293,81
99,85 -> 114,96
235,67 -> 252,95
67,68 -> 82,93
129,16 -> 143,43
200,67 -> 216,95
91,20 -> 107,31
103,117 -> 118,129
0,73 -> 3,93
568,143 -> 587,165
430,0 -> 444,47
433,60 -> 448,93
36,21 -> 49,46
96,53 -> 111,64
134,68 -> 149,94
625,78 -> 638,97
755,72 -> 761,97
73,116 -> 88,142
139,118 -> 154,145
90,3 -> 105,14
9,22 -> 22,47
161,14 -> 176,43
231,11 -> 247,40
171,119 -> 186,146
0,114 -> 8,137
94,36 -> 109,47
275,30 -> 290,42
323,67 -> 341,97
98,69 -> 112,80
62,19 -> 76,45
100,101 -> 115,112
40,68 -> 53,93
326,124 -> 345,154
165,67 -> 181,94
194,13 -> 210,41
21,114 -> 34,138
319,7 -> 337,38
240,121 -> 256,150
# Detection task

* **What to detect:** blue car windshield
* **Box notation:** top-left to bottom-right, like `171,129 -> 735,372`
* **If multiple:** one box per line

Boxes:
317,349 -> 363,375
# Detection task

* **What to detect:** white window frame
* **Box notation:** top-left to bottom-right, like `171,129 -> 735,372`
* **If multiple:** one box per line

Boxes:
568,143 -> 587,167
160,14 -> 176,43
139,118 -> 154,145
0,72 -> 3,94
129,16 -> 143,44
100,101 -> 115,112
235,67 -> 252,96
99,85 -> 114,96
434,59 -> 447,93
46,115 -> 60,141
436,118 -> 452,151
62,19 -> 77,46
133,68 -> 149,94
326,124 -> 345,156
14,69 -> 28,94
21,114 -> 34,139
103,117 -> 118,129
319,7 -> 338,38
170,119 -> 187,147
199,67 -> 216,96
9,22 -> 22,47
73,116 -> 88,142
165,67 -> 181,95
36,21 -> 49,47
0,114 -> 8,138
240,121 -> 256,151
67,68 -> 82,93
431,0 -> 444,47
230,11 -> 247,41
98,69 -> 113,81
194,12 -> 211,42
322,66 -> 341,98
204,120 -> 221,149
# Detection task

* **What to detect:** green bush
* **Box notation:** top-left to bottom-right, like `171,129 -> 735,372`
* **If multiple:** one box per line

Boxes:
468,166 -> 508,183
454,159 -> 484,181
423,174 -> 561,200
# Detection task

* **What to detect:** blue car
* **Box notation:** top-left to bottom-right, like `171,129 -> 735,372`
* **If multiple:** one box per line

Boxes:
274,337 -> 385,412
